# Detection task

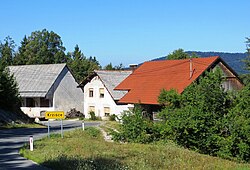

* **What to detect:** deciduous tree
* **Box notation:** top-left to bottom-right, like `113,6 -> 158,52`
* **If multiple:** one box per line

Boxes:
13,29 -> 67,65
159,70 -> 230,155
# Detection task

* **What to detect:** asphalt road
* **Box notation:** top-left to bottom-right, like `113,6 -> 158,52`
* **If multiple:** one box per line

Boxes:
0,120 -> 100,170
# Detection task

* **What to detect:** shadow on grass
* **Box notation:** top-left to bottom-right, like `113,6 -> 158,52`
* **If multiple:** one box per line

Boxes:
41,155 -> 130,170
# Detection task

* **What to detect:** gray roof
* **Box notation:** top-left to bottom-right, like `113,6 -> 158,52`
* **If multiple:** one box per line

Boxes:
95,70 -> 132,100
8,64 -> 66,97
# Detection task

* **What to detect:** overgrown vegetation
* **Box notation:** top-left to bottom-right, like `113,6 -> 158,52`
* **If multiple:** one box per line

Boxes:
109,114 -> 117,121
112,69 -> 250,163
0,67 -> 20,112
111,42 -> 250,163
112,107 -> 160,143
20,128 -> 250,170
158,70 -> 231,156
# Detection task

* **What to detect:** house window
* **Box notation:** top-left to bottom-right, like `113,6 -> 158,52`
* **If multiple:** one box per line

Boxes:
99,88 -> 104,98
88,106 -> 95,113
89,88 -> 94,97
104,107 -> 110,117
26,98 -> 35,107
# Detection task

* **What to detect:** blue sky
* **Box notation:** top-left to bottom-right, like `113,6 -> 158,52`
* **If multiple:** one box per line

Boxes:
0,0 -> 249,66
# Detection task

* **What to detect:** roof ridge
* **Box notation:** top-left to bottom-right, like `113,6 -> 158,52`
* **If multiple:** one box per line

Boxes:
95,70 -> 132,72
8,63 -> 67,68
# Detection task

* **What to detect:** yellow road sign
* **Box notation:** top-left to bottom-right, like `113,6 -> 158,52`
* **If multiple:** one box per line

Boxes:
45,111 -> 65,119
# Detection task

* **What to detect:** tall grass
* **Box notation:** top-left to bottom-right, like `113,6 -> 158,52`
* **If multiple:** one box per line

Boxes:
20,127 -> 250,170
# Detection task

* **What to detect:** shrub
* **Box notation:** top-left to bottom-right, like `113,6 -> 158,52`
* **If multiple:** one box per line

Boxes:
158,70 -> 231,156
109,114 -> 116,121
89,111 -> 97,120
111,106 -> 160,143
227,84 -> 250,162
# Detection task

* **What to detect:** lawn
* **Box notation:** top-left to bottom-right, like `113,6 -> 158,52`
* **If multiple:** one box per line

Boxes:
19,126 -> 250,170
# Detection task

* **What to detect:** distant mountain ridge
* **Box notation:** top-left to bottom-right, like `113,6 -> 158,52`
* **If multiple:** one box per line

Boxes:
151,51 -> 249,75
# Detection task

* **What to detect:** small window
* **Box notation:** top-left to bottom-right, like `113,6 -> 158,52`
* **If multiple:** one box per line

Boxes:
104,107 -> 110,117
89,88 -> 94,97
99,88 -> 104,98
89,106 -> 95,112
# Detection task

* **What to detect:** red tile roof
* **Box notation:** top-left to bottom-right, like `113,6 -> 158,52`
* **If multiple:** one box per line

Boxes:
115,56 -> 220,105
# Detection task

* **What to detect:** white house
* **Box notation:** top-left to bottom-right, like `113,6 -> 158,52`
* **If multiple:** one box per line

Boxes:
8,63 -> 84,118
79,70 -> 133,119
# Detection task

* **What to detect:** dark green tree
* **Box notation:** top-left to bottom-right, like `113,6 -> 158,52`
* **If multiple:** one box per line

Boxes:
0,36 -> 16,67
159,70 -> 230,155
103,63 -> 124,70
227,84 -> 250,161
0,66 -> 21,112
13,29 -> 67,65
13,36 -> 28,65
114,63 -> 124,70
166,49 -> 190,60
67,45 -> 100,82
104,63 -> 113,70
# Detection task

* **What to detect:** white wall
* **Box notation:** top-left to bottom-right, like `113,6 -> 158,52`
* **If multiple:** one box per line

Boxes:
53,67 -> 84,114
21,107 -> 54,118
84,75 -> 132,119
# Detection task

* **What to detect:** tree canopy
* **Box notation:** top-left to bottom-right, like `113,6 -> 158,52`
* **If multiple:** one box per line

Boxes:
166,49 -> 198,60
67,45 -> 100,82
0,66 -> 21,112
103,62 -> 124,70
11,29 -> 101,82
0,36 -> 16,67
13,29 -> 67,65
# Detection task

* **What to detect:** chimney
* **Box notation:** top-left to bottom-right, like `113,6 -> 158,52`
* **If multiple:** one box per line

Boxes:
129,64 -> 138,72
189,58 -> 193,79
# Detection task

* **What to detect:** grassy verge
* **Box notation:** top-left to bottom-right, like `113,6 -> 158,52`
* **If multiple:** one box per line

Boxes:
20,127 -> 250,170
99,121 -> 121,134
0,122 -> 46,129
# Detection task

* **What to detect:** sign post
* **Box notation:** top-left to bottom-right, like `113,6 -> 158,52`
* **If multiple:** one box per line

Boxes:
61,119 -> 63,138
82,120 -> 85,131
48,120 -> 50,138
29,136 -> 33,151
45,111 -> 65,138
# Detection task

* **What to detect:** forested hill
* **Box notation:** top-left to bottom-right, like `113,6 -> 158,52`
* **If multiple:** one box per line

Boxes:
152,51 -> 248,75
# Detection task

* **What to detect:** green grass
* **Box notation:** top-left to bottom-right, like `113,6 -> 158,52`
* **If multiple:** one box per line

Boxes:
19,127 -> 250,170
0,122 -> 46,129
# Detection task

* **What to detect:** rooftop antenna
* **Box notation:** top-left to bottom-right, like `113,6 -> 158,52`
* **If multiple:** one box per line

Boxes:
189,56 -> 193,79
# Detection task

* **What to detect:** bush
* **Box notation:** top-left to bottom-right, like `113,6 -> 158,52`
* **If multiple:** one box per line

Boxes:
227,84 -> 250,162
111,106 -> 160,143
158,70 -> 231,156
109,114 -> 116,121
89,111 -> 97,120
